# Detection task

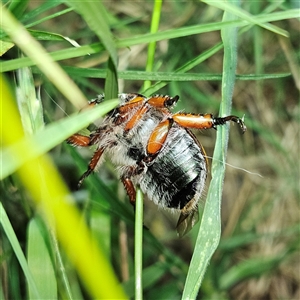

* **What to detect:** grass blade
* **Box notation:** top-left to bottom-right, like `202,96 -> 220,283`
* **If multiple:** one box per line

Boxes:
135,188 -> 144,300
1,98 -> 119,179
0,203 -> 40,299
104,56 -> 119,100
0,4 -> 87,109
1,9 -> 298,72
143,0 -> 162,90
1,74 -> 127,299
202,0 -> 289,37
63,0 -> 118,68
182,2 -> 240,298
27,218 -> 57,299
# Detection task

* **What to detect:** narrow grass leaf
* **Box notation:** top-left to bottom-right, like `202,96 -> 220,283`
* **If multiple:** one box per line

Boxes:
219,254 -> 287,290
123,262 -> 167,297
61,65 -> 290,82
202,0 -> 289,37
0,40 -> 14,55
26,30 -> 80,46
104,56 -> 118,100
135,188 -> 144,300
16,66 -> 44,135
27,218 -> 57,300
0,4 -> 87,109
90,209 -> 111,258
23,7 -> 74,28
7,0 -> 29,20
182,3 -> 240,298
1,74 -> 127,300
143,0 -> 162,90
1,9 -> 298,72
49,230 -> 74,300
0,203 -> 40,299
0,43 -> 105,72
63,1 -> 118,68
1,98 -> 119,179
20,1 -> 66,23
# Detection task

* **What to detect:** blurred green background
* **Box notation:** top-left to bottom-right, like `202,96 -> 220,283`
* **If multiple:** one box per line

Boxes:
1,1 -> 299,299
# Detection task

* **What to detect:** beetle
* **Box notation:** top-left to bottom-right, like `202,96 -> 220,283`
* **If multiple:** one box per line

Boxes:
67,93 -> 246,236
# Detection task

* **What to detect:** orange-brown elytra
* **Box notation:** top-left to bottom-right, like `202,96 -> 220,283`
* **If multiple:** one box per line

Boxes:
67,93 -> 246,236
146,119 -> 172,155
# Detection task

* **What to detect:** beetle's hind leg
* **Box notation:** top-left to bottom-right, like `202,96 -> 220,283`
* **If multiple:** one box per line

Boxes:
121,163 -> 145,207
213,115 -> 246,133
173,113 -> 246,133
122,177 -> 136,207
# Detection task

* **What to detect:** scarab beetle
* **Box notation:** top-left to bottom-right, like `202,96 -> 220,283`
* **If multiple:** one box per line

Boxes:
67,93 -> 246,236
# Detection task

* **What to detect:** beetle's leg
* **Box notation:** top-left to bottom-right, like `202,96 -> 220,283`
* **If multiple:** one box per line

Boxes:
124,95 -> 179,133
67,134 -> 91,147
118,94 -> 146,114
173,113 -> 246,133
66,96 -> 106,146
67,127 -> 112,147
121,163 -> 145,206
113,95 -> 147,127
121,177 -> 136,207
124,103 -> 149,132
147,95 -> 179,108
77,147 -> 105,188
123,94 -> 178,132
146,118 -> 173,156
213,115 -> 246,132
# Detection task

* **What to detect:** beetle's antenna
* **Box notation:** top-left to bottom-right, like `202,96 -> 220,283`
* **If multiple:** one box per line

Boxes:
204,155 -> 263,178
45,90 -> 70,117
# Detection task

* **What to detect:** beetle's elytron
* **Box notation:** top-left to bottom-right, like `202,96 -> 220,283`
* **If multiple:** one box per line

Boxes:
67,93 -> 246,236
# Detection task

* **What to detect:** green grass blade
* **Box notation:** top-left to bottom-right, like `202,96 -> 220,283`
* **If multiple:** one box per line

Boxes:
203,0 -> 289,37
63,0 -> 118,68
143,0 -> 162,90
1,74 -> 127,300
61,66 -> 290,82
1,9 -> 298,72
219,254 -> 287,290
25,29 -> 80,45
0,203 -> 40,299
123,262 -> 167,297
0,4 -> 87,109
104,56 -> 119,99
27,218 -> 57,300
24,8 -> 74,28
6,0 -> 29,20
135,188 -> 144,300
1,98 -> 119,179
182,3 -> 240,298
16,66 -> 44,135
50,230 -> 74,300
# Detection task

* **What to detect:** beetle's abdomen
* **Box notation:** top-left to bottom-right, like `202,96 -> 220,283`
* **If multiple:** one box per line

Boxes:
140,124 -> 207,210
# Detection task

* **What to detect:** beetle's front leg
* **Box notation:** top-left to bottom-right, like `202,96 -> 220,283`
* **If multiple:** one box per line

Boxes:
173,113 -> 246,133
67,134 -> 91,147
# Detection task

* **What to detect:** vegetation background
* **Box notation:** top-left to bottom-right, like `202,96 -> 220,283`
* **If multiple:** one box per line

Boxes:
1,1 -> 299,299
